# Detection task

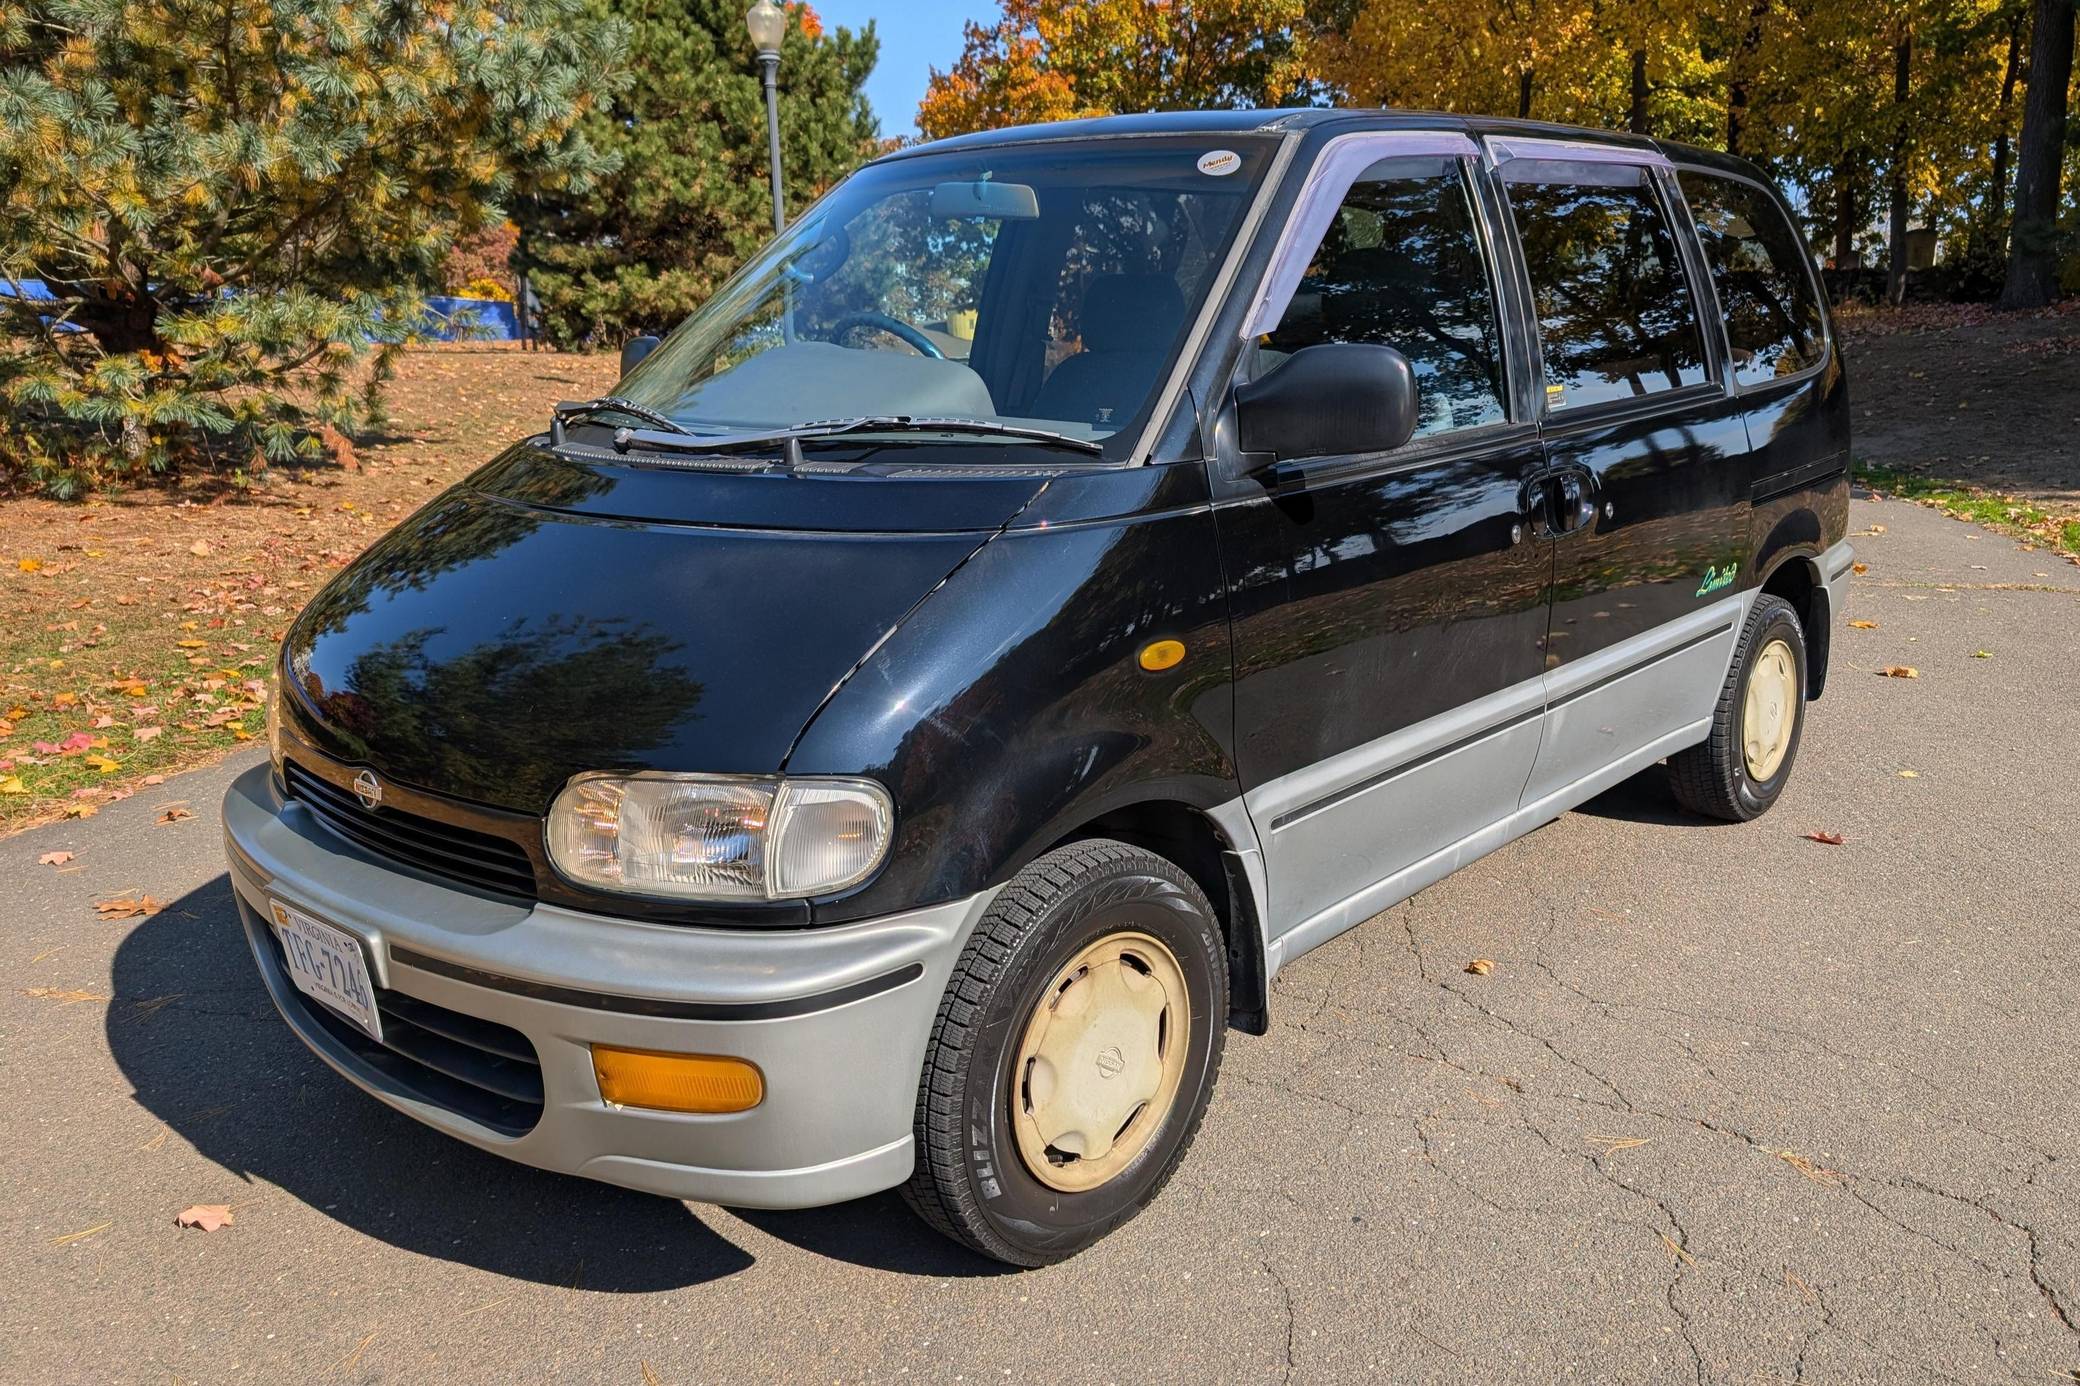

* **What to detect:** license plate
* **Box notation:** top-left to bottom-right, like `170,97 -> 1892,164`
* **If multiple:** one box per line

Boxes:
269,898 -> 382,1042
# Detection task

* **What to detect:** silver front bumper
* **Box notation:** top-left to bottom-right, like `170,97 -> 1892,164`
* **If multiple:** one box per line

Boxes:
222,764 -> 995,1209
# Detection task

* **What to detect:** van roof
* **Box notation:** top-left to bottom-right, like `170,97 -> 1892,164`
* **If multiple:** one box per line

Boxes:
881,108 -> 1754,182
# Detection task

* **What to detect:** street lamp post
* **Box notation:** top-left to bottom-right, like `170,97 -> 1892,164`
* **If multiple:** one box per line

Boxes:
746,0 -> 787,235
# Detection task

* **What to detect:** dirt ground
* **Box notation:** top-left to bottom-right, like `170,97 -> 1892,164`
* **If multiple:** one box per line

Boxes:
0,348 -> 617,829
1837,302 -> 2080,501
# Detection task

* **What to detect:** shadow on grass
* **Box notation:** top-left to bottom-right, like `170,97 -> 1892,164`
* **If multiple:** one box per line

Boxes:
107,873 -> 1004,1286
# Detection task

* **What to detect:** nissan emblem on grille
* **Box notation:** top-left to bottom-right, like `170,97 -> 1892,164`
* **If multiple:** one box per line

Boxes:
352,770 -> 384,811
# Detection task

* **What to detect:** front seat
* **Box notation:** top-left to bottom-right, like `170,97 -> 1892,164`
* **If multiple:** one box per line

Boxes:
1028,273 -> 1186,428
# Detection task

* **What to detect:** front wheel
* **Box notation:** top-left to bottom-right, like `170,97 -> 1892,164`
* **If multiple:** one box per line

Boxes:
1669,593 -> 1808,821
902,839 -> 1228,1266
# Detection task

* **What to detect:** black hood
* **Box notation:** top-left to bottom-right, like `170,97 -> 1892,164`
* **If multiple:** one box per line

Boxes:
281,444 -> 1048,813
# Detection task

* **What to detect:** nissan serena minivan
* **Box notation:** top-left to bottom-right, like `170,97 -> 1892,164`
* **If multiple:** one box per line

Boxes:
225,109 -> 1851,1266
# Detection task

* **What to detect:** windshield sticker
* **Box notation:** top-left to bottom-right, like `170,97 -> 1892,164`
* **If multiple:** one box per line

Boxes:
1196,149 -> 1241,177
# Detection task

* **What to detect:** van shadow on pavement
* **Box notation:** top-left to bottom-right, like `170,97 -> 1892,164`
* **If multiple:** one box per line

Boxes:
107,874 -> 1001,1285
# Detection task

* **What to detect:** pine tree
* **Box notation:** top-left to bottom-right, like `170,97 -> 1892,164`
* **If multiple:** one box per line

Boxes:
515,0 -> 879,346
0,0 -> 626,496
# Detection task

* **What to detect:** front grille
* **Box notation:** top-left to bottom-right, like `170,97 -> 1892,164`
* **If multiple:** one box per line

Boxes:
261,923 -> 544,1137
285,762 -> 538,901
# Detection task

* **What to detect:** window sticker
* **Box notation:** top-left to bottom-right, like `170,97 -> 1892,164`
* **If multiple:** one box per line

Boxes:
1197,149 -> 1241,177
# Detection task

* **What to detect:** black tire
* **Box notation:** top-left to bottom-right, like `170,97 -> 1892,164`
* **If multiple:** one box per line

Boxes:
901,838 -> 1228,1267
1669,593 -> 1808,821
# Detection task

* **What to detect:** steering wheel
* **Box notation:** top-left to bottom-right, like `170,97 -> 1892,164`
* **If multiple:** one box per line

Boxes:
825,311 -> 944,359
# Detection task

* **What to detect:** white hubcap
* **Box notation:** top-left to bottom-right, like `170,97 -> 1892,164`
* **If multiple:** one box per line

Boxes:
1011,932 -> 1190,1193
1743,638 -> 1798,781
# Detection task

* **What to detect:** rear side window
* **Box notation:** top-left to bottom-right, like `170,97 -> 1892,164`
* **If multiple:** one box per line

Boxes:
1504,163 -> 1709,410
1256,156 -> 1508,439
1680,170 -> 1827,386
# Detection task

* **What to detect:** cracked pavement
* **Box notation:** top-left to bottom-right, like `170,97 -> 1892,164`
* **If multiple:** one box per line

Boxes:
2,493 -> 2075,1383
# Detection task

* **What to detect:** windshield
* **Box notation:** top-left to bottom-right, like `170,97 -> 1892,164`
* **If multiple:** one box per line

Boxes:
609,137 -> 1275,457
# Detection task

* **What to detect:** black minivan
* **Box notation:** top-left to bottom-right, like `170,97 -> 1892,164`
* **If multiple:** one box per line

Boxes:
225,109 -> 1851,1266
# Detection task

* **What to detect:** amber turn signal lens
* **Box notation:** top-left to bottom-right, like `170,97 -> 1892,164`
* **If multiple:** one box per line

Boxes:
591,1046 -> 765,1113
1138,639 -> 1187,671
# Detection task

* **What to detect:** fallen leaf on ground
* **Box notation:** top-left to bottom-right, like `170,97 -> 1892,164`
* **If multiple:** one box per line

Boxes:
174,1204 -> 234,1232
1851,561 -> 1869,574
18,557 -> 44,573
37,851 -> 74,866
62,802 -> 99,819
1971,649 -> 1992,659
133,726 -> 163,742
187,540 -> 212,557
1770,1149 -> 1842,1185
1898,769 -> 1920,778
1464,957 -> 1496,976
22,986 -> 109,1004
154,804 -> 193,825
1877,666 -> 1919,679
94,895 -> 166,920
1802,830 -> 1846,845
1847,619 -> 1879,629
0,776 -> 25,795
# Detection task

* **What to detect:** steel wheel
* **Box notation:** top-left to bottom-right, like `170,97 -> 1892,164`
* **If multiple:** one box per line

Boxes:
1010,930 -> 1191,1194
1742,637 -> 1798,780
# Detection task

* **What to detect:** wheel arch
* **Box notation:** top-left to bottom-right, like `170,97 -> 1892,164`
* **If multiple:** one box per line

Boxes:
1756,548 -> 1830,698
1044,796 -> 1271,1037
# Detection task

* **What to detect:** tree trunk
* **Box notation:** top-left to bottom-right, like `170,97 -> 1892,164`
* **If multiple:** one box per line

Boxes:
1725,0 -> 1770,155
1833,158 -> 1858,270
1518,68 -> 1535,119
1886,33 -> 1913,307
70,288 -> 165,356
1991,11 -> 2024,225
2001,0 -> 2076,308
1630,49 -> 1650,134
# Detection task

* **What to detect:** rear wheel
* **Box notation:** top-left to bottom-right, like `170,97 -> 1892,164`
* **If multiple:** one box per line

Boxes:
902,839 -> 1227,1267
1669,593 -> 1807,821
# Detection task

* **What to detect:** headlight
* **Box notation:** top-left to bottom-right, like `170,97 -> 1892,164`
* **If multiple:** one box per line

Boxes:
545,772 -> 894,902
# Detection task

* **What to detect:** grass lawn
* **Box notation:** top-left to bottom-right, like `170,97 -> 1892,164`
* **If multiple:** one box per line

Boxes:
0,346 -> 615,830
1855,462 -> 2080,562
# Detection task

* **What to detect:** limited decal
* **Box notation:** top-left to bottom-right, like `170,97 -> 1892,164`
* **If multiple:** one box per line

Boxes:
1196,149 -> 1241,177
1695,564 -> 1738,596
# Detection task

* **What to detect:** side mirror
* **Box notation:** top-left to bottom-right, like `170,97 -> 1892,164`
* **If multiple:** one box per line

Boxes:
620,335 -> 661,376
1234,343 -> 1418,464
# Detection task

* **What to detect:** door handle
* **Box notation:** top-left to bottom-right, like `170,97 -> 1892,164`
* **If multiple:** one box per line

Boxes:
1556,473 -> 1599,534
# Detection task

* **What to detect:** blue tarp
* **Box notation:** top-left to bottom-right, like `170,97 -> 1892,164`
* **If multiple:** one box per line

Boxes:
423,295 -> 521,341
2,281 -> 521,341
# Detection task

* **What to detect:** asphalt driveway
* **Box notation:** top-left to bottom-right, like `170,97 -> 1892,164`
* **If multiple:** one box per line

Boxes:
3,493 -> 2075,1384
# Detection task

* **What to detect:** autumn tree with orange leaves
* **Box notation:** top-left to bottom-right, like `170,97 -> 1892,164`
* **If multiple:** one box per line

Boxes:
917,0 -> 1324,140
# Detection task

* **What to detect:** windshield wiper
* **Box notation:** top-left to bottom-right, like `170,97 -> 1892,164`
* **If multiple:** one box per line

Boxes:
828,416 -> 1106,455
551,396 -> 694,444
599,414 -> 1105,459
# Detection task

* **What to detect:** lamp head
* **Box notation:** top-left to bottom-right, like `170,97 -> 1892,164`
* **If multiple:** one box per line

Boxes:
745,0 -> 785,56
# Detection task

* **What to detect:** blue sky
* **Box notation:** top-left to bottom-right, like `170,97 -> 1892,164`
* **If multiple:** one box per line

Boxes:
814,1 -> 996,140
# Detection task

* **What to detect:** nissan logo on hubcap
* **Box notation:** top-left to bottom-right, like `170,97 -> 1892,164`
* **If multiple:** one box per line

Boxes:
1095,1045 -> 1125,1079
352,770 -> 383,811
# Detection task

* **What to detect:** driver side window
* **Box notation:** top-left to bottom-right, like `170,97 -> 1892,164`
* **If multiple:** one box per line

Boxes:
1252,157 -> 1509,439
